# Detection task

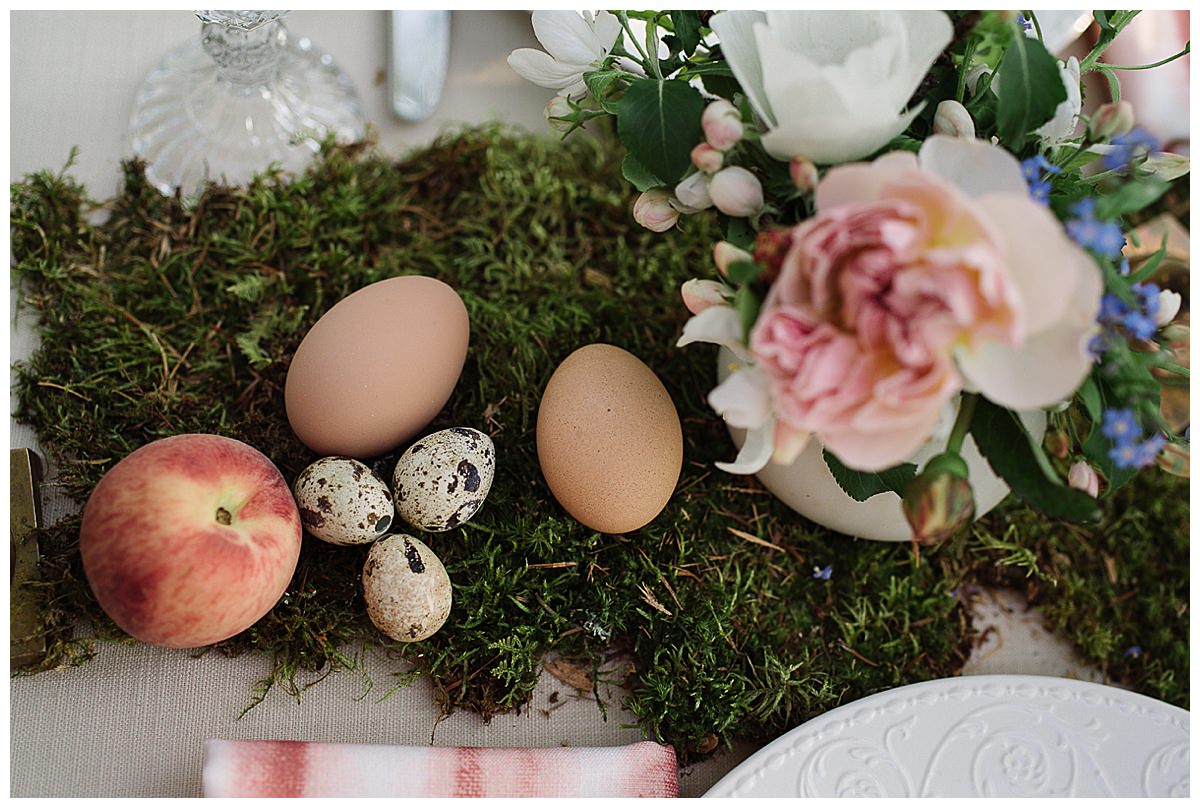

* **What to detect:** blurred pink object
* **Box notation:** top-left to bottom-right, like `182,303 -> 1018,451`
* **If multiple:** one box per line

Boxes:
1100,11 -> 1190,151
203,739 -> 679,798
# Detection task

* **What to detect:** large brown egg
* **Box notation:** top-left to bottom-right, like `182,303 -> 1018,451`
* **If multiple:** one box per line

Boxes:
536,343 -> 683,534
285,276 -> 469,458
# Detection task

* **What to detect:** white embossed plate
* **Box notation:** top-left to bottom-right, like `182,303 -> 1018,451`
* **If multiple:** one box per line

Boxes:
705,675 -> 1189,798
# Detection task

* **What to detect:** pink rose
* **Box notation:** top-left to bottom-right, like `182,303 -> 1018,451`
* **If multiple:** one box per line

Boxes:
748,137 -> 1102,471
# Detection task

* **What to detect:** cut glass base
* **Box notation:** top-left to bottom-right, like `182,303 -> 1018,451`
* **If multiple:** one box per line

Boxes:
130,32 -> 364,196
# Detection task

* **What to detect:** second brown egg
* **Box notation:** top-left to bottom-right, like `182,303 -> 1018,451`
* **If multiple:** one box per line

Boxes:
536,343 -> 683,534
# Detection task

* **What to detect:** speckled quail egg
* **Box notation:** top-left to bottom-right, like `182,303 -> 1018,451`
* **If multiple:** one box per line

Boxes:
293,457 -> 394,546
362,534 -> 452,642
392,427 -> 495,532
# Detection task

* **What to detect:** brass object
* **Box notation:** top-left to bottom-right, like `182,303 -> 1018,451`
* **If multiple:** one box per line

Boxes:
1124,215 -> 1190,439
1124,213 -> 1190,304
11,448 -> 45,668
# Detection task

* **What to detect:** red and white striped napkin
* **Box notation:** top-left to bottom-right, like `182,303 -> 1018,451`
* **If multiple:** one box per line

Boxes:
203,739 -> 679,798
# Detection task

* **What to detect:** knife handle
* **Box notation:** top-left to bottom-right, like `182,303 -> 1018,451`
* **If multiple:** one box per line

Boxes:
388,10 -> 451,123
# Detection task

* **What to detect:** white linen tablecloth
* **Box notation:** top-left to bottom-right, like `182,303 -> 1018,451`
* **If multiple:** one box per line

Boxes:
9,10 -> 1104,798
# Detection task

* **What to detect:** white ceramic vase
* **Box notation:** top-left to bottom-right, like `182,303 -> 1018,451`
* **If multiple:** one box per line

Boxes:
717,351 -> 1046,542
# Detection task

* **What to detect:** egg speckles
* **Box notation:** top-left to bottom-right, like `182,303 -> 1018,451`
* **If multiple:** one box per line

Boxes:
362,534 -> 452,642
293,457 -> 395,546
393,428 -> 495,532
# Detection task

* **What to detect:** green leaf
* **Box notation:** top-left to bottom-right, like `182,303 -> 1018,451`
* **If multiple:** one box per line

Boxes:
1141,152 -> 1191,182
584,70 -> 625,113
1128,235 -> 1169,283
970,399 -> 1102,520
621,153 -> 660,192
670,10 -> 703,56
1095,180 -> 1170,219
1077,375 -> 1103,421
616,78 -> 706,185
995,29 -> 1068,150
823,451 -> 917,502
1061,147 -> 1105,172
1079,375 -> 1154,495
678,61 -> 734,79
881,135 -> 923,154
724,216 -> 756,250
1082,422 -> 1138,492
1094,65 -> 1122,103
680,61 -> 739,99
734,283 -> 760,343
726,260 -> 760,285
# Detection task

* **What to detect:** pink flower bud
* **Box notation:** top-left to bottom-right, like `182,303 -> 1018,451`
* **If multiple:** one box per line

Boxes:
632,188 -> 679,233
788,156 -> 819,193
1045,430 -> 1071,459
673,172 -> 713,212
708,166 -> 762,218
1068,461 -> 1100,497
691,143 -> 724,173
1089,100 -> 1135,141
933,99 -> 975,139
701,99 -> 743,151
712,240 -> 752,277
1156,289 -> 1182,326
544,96 -> 574,134
681,279 -> 730,314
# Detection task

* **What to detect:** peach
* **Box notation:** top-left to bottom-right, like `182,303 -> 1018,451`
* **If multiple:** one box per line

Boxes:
80,434 -> 302,648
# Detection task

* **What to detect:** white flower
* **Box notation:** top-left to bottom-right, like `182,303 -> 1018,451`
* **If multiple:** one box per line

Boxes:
507,11 -> 621,99
632,189 -> 679,232
933,99 -> 975,139
674,172 -> 713,211
1035,56 -> 1081,144
1156,289 -> 1182,326
709,167 -> 763,217
676,303 -> 812,473
676,304 -> 779,473
709,11 -> 952,164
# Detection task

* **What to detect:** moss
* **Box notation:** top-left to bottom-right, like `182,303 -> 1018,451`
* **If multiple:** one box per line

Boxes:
10,127 -> 1188,757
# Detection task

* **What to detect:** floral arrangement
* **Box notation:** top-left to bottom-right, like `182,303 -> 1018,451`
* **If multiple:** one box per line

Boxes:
510,10 -> 1190,542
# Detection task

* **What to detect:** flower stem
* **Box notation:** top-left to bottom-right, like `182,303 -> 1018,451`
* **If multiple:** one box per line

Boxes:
1055,138 -> 1092,170
946,393 -> 979,455
955,39 -> 978,104
1079,12 -> 1140,73
616,12 -> 652,73
1102,41 -> 1191,71
645,16 -> 664,79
